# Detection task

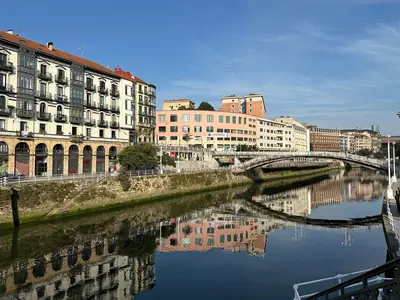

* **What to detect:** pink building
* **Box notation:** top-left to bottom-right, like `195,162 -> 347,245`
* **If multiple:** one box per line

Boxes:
156,110 -> 257,151
158,218 -> 266,255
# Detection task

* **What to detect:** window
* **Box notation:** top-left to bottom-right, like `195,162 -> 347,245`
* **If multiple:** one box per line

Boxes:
194,126 -> 202,133
0,96 -> 5,108
232,116 -> 236,124
57,105 -> 63,115
195,227 -> 202,234
86,92 -> 91,104
112,131 -> 116,139
20,121 -> 27,131
72,70 -> 83,82
182,114 -> 190,122
159,126 -> 166,132
244,118 -> 247,125
125,115 -> 128,124
40,64 -> 47,74
40,82 -> 46,94
206,115 -> 214,122
170,114 -> 178,122
182,126 -> 190,133
72,126 -> 77,135
207,227 -> 215,234
219,115 -> 224,123
86,77 -> 93,86
207,239 -> 215,246
86,128 -> 91,137
57,69 -> 64,79
99,129 -> 104,138
0,73 -> 5,87
170,136 -> 178,140
194,114 -> 202,122
125,100 -> 128,110
159,114 -> 166,123
99,81 -> 105,89
206,126 -> 214,132
100,95 -> 105,106
195,238 -> 203,245
234,234 -> 238,242
56,125 -> 62,134
57,86 -> 63,97
225,116 -> 230,123
0,119 -> 4,130
170,126 -> 178,132
125,85 -> 131,96
227,234 -> 232,242
220,235 -> 225,243
0,53 -> 6,64
139,95 -> 143,102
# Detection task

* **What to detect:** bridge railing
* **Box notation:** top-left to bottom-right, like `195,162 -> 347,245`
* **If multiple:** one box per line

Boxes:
293,257 -> 400,299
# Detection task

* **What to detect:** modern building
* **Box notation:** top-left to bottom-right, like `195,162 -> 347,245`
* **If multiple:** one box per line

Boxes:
162,98 -> 195,111
220,93 -> 267,119
273,116 -> 309,151
308,126 -> 341,152
257,118 -> 294,151
156,109 -> 258,151
0,29 -> 155,177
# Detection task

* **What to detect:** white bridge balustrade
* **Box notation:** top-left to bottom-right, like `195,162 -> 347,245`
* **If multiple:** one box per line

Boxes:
211,151 -> 388,173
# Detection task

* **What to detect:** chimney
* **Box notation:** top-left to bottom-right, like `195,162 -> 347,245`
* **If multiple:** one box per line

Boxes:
47,42 -> 54,51
6,29 -> 13,35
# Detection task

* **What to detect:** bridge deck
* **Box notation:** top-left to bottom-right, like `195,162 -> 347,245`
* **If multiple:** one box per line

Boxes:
383,181 -> 400,260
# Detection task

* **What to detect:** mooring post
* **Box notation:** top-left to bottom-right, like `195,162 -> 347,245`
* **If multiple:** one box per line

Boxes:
10,188 -> 20,228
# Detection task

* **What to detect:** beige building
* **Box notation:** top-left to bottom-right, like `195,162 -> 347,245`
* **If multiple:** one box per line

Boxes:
273,116 -> 309,151
220,93 -> 267,119
257,118 -> 294,151
162,98 -> 195,111
0,29 -> 155,177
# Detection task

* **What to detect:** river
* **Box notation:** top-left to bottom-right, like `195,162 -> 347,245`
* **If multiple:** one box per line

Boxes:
0,168 -> 388,300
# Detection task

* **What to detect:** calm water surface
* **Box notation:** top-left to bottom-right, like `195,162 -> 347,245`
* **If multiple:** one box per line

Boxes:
0,169 -> 388,300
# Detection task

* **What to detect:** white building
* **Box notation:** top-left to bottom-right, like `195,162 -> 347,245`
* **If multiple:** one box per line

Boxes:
273,116 -> 309,151
257,118 -> 294,151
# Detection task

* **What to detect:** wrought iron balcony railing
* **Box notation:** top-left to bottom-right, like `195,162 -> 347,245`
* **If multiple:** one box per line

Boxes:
16,130 -> 34,139
0,84 -> 15,93
54,113 -> 67,123
110,89 -> 120,97
0,108 -> 12,117
98,86 -> 108,95
110,121 -> 120,129
85,83 -> 96,92
56,95 -> 69,103
37,71 -> 52,81
36,91 -> 53,101
70,134 -> 84,143
97,120 -> 108,127
110,106 -> 120,113
70,116 -> 83,124
84,118 -> 96,126
55,75 -> 69,85
16,109 -> 34,119
85,101 -> 97,109
0,61 -> 14,72
36,112 -> 51,121
99,103 -> 109,111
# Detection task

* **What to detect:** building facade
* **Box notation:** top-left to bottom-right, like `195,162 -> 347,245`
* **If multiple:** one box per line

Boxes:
162,98 -> 195,111
220,93 -> 266,119
308,126 -> 341,152
0,29 -> 154,177
257,118 -> 294,151
340,129 -> 381,153
273,116 -> 309,151
156,109 -> 257,151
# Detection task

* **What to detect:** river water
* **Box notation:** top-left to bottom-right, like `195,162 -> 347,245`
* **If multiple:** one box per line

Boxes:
0,169 -> 388,300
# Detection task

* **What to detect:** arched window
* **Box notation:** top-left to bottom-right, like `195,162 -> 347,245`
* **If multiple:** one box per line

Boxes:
111,114 -> 116,122
100,112 -> 104,121
0,96 -> 5,108
57,105 -> 63,114
86,110 -> 91,119
39,103 -> 46,113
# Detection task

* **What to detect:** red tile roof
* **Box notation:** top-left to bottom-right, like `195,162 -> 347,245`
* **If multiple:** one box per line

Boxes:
114,67 -> 148,84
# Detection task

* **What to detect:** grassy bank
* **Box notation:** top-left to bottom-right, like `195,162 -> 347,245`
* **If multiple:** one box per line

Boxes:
0,166 -> 339,229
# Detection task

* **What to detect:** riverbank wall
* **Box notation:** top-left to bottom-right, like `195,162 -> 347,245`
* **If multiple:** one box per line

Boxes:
0,166 -> 339,227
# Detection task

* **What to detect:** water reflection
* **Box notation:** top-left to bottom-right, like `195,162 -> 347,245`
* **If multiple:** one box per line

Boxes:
0,169 -> 387,300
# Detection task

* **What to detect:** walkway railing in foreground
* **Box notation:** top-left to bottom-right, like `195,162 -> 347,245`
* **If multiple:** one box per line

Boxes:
293,257 -> 400,299
0,167 -> 230,187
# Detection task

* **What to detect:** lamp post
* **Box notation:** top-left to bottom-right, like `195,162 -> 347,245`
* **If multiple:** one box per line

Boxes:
177,136 -> 181,173
387,135 -> 394,199
393,142 -> 397,183
159,146 -> 163,175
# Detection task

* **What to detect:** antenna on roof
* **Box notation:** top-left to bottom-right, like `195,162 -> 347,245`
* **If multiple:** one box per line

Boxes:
17,27 -> 22,37
77,46 -> 84,57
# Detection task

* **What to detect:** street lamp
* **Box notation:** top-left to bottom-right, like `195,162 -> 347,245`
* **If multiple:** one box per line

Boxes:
393,142 -> 397,183
387,135 -> 394,199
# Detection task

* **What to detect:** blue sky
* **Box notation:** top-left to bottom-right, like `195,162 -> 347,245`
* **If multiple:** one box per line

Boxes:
3,0 -> 400,134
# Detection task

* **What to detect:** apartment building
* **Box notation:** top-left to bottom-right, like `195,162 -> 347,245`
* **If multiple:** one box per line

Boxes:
0,29 -> 155,177
340,129 -> 380,153
340,133 -> 355,153
273,116 -> 309,151
220,93 -> 266,119
257,118 -> 294,151
308,126 -> 341,152
162,98 -> 195,110
156,109 -> 258,151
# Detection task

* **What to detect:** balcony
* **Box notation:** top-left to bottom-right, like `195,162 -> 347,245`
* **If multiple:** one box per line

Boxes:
110,89 -> 120,97
36,91 -> 53,101
84,118 -> 95,126
0,84 -> 15,94
148,90 -> 156,97
97,120 -> 108,127
55,75 -> 69,85
37,71 -> 53,81
110,121 -> 120,129
54,113 -> 67,123
37,112 -> 51,121
56,95 -> 69,104
99,103 -> 109,111
85,83 -> 96,92
70,134 -> 84,143
70,116 -> 83,124
0,108 -> 12,117
16,130 -> 34,139
110,106 -> 120,113
85,101 -> 97,109
98,86 -> 108,95
0,61 -> 14,72
16,109 -> 34,119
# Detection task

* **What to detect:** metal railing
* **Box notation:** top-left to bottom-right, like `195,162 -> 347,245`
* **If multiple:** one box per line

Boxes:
294,257 -> 400,299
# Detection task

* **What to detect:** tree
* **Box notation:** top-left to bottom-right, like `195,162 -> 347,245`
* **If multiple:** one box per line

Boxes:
118,143 -> 158,171
238,145 -> 258,151
197,101 -> 215,111
356,148 -> 373,157
161,153 -> 176,167
177,105 -> 188,110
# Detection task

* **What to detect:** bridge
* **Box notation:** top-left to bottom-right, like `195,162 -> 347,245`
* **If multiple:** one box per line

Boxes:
212,151 -> 387,173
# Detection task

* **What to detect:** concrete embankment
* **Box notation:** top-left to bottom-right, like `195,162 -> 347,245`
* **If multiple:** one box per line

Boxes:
0,166 -> 339,227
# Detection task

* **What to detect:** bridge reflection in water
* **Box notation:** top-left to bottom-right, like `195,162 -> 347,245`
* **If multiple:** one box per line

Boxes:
0,169 -> 387,300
